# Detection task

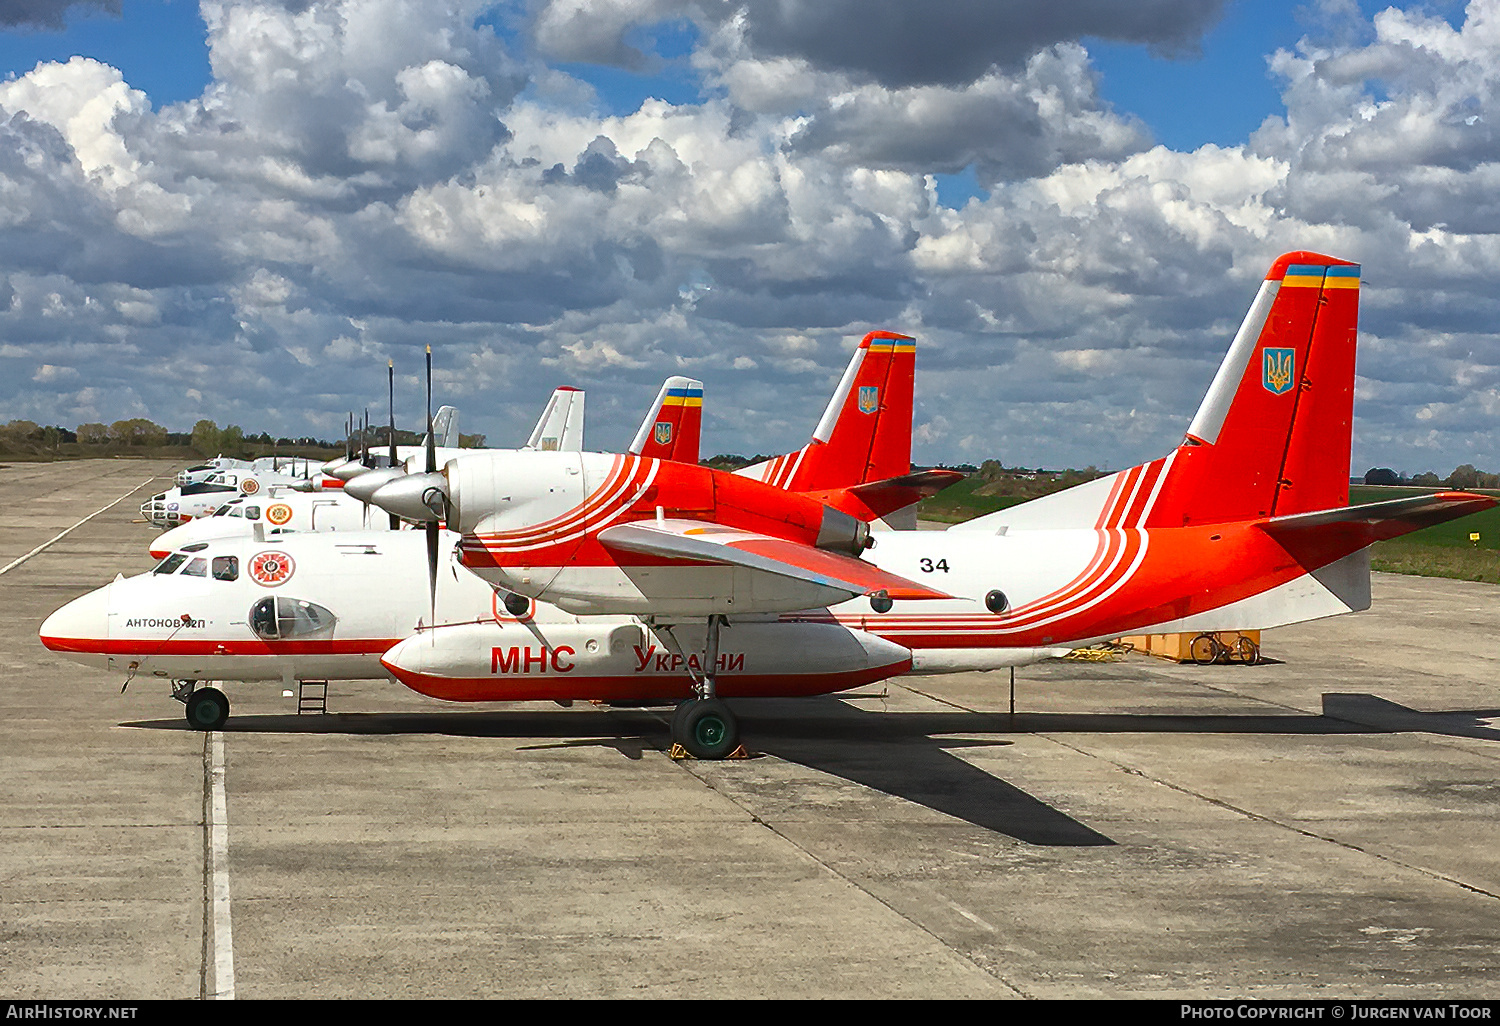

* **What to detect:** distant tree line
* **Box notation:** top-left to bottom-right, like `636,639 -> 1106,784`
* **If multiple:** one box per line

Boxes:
0,418 -> 485,460
1364,466 -> 1500,489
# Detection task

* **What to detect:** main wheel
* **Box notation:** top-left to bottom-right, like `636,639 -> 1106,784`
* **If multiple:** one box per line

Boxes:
670,699 -> 694,741
185,687 -> 229,730
675,699 -> 739,760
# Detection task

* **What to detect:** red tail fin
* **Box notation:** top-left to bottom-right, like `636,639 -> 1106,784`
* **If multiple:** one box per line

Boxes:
739,331 -> 915,491
1144,252 -> 1361,527
630,377 -> 702,464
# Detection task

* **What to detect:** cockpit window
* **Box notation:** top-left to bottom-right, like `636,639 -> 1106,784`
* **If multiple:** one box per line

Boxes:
152,553 -> 188,575
248,596 -> 336,640
212,556 -> 238,582
244,506 -> 261,521
181,557 -> 208,577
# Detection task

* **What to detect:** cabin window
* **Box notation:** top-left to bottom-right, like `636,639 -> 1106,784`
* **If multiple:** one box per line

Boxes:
152,553 -> 188,575
248,597 -> 336,640
181,557 -> 208,577
212,556 -> 239,581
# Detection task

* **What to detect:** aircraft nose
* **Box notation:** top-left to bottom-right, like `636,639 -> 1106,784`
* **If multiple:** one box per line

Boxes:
39,583 -> 112,667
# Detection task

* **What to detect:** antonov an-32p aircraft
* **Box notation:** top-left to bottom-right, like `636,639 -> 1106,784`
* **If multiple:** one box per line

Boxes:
360,252 -> 1494,756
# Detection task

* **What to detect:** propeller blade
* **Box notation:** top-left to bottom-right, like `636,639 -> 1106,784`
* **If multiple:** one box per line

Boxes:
426,520 -> 439,630
425,345 -> 436,476
388,359 -> 399,531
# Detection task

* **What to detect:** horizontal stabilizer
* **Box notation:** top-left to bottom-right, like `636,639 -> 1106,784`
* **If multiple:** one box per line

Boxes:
1260,491 -> 1495,546
803,469 -> 966,521
1259,491 -> 1495,574
598,520 -> 953,601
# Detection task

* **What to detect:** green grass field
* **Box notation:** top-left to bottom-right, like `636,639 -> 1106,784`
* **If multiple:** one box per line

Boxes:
918,481 -> 1500,583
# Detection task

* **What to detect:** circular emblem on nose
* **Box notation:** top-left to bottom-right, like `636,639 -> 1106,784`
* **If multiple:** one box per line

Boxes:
249,551 -> 295,587
266,503 -> 293,526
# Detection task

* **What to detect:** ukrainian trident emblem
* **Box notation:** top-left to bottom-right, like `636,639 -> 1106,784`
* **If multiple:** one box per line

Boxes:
858,385 -> 879,414
653,421 -> 673,445
1263,348 -> 1295,395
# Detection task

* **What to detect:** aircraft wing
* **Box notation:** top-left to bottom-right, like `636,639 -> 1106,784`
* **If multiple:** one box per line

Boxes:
597,519 -> 953,601
524,388 -> 585,452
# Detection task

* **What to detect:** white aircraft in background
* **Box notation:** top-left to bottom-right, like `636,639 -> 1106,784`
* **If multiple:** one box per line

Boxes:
146,375 -> 702,555
141,463 -> 334,528
360,251 -> 1494,758
177,457 -> 253,488
321,402 -> 465,481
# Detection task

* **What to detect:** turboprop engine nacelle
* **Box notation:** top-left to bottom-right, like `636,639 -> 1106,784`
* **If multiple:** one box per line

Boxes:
381,619 -> 913,703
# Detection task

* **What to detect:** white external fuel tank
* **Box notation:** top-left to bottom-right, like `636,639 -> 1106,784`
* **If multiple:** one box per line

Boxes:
380,619 -> 913,702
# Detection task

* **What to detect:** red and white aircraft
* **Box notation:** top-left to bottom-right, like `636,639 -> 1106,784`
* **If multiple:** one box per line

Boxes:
362,252 -> 1494,756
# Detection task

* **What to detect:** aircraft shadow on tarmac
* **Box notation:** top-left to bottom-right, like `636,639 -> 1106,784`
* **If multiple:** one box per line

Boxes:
122,692 -> 1500,848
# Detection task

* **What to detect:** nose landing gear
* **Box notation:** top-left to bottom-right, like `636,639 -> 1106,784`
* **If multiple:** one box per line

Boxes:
173,679 -> 230,730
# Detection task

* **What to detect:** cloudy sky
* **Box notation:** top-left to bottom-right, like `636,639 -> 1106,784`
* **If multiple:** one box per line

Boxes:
1,0 -> 1496,476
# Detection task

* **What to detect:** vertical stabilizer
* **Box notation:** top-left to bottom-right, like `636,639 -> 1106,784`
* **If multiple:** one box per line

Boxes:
524,387 -> 585,452
630,377 -> 704,464
1144,252 -> 1361,527
738,331 -> 916,491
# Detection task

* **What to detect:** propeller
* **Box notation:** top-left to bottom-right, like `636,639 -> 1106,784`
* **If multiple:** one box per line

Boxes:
364,346 -> 448,626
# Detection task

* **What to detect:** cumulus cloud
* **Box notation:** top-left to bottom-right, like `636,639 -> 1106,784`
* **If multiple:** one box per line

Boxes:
533,0 -> 1229,87
5,0 -> 1500,475
0,0 -> 118,30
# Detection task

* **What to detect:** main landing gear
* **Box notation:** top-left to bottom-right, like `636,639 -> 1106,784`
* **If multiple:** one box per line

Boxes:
173,679 -> 229,730
660,614 -> 743,760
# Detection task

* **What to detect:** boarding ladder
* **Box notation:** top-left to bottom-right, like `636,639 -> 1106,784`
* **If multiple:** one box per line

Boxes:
297,680 -> 329,715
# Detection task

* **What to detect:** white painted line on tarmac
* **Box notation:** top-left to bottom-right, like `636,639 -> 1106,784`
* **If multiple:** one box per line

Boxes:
207,731 -> 236,1000
0,476 -> 157,576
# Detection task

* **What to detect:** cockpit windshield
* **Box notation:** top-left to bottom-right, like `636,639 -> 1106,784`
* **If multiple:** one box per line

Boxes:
151,550 -> 238,581
152,553 -> 188,575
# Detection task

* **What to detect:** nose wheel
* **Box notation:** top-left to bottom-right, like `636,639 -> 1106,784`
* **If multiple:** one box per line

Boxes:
185,686 -> 229,730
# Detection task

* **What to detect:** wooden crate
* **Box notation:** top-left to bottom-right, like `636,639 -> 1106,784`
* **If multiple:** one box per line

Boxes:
1114,630 -> 1261,663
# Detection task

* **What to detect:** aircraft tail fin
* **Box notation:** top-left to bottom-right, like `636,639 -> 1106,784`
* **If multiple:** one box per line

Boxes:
737,331 -> 916,492
629,377 -> 703,464
431,405 -> 459,448
523,387 -> 585,452
952,253 -> 1364,535
1140,252 -> 1362,527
